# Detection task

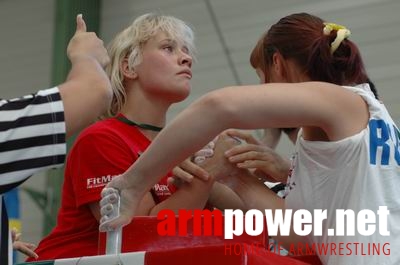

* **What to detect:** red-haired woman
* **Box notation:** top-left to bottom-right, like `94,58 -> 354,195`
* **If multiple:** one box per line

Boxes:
103,13 -> 399,265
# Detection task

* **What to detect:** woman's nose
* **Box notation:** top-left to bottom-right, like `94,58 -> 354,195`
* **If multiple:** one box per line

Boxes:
179,51 -> 192,68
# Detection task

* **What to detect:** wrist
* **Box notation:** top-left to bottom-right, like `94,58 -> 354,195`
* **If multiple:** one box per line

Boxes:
216,169 -> 247,192
69,54 -> 98,65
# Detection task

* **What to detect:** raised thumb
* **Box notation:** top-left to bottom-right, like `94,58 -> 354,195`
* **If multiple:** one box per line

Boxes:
75,14 -> 87,33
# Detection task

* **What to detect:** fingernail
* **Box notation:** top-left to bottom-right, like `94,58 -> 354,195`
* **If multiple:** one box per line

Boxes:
194,156 -> 205,164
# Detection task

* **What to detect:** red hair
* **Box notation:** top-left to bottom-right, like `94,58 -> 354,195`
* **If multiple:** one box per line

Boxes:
250,13 -> 371,88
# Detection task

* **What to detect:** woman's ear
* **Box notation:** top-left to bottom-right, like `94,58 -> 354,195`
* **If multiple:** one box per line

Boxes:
272,52 -> 286,80
120,58 -> 137,79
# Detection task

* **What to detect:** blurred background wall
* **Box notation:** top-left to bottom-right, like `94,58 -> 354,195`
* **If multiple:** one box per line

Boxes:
0,0 -> 399,262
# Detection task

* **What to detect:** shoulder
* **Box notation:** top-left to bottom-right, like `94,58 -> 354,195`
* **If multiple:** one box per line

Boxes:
302,82 -> 370,141
0,87 -> 62,110
78,118 -> 114,136
72,118 -> 123,149
71,117 -> 144,152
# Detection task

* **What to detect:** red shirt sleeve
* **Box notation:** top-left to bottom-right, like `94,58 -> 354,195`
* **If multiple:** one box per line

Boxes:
66,131 -> 138,207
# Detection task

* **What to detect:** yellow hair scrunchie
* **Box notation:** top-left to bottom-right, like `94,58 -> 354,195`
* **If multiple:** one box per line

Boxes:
323,22 -> 351,54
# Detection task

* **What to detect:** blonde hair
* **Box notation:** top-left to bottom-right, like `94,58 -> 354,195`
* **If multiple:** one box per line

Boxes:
106,13 -> 196,117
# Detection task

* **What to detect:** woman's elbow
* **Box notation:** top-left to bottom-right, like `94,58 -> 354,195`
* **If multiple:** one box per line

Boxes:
94,75 -> 113,112
197,87 -> 238,127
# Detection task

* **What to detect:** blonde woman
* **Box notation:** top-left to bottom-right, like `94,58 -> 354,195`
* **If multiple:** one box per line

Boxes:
27,13 -> 214,261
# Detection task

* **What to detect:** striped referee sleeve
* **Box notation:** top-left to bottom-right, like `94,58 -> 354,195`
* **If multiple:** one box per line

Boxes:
0,87 -> 66,194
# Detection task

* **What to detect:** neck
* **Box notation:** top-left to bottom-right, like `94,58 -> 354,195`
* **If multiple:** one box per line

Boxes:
120,86 -> 171,140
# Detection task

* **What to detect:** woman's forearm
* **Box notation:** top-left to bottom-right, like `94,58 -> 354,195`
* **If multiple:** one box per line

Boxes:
148,176 -> 215,215
119,91 -> 235,198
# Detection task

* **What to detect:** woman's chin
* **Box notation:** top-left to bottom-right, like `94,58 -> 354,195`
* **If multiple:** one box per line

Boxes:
171,86 -> 191,102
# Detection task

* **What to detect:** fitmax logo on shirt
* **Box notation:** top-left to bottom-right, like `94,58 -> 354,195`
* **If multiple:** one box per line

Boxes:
87,175 -> 115,189
154,184 -> 169,192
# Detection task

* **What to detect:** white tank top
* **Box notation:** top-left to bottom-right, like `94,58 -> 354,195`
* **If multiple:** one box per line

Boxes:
285,84 -> 400,265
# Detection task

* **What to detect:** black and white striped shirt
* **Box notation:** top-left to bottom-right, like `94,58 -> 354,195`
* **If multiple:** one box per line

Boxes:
0,87 -> 67,264
0,87 -> 66,194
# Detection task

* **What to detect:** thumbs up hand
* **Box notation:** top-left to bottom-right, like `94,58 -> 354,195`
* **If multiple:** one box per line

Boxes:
67,14 -> 109,67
